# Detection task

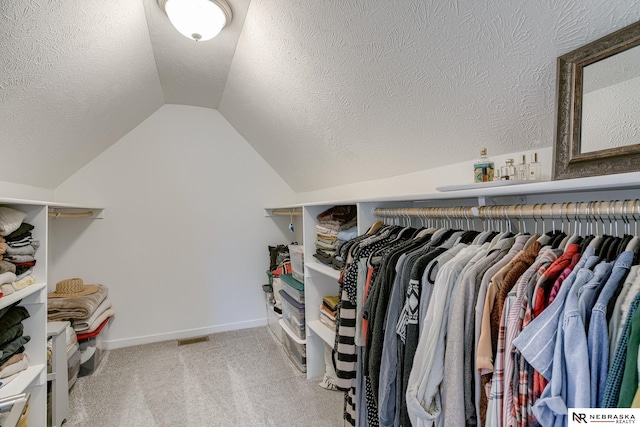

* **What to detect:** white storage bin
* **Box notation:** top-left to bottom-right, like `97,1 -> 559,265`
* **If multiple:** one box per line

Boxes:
288,244 -> 304,283
282,326 -> 306,373
279,290 -> 305,340
262,284 -> 282,342
280,274 -> 305,304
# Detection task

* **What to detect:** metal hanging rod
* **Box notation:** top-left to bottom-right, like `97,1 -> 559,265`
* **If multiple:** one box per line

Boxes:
374,200 -> 640,219
48,210 -> 94,218
270,208 -> 302,216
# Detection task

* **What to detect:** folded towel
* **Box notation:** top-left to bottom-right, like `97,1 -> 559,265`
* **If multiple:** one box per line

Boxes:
74,309 -> 115,334
72,298 -> 112,331
47,284 -> 108,321
0,207 -> 27,237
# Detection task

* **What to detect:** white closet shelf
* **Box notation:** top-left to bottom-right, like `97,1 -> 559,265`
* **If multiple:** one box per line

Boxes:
305,260 -> 341,281
266,171 -> 640,208
0,283 -> 47,310
0,364 -> 46,398
307,320 -> 336,346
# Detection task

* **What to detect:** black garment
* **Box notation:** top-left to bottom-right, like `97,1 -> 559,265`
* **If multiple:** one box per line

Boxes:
4,223 -> 34,241
399,246 -> 447,427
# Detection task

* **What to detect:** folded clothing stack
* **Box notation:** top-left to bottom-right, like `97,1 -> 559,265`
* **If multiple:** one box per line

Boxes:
313,205 -> 357,267
0,206 -> 40,299
0,302 -> 31,388
47,278 -> 116,334
319,295 -> 339,331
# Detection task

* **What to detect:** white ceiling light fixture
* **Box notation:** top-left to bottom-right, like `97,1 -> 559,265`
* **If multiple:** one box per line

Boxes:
158,0 -> 232,42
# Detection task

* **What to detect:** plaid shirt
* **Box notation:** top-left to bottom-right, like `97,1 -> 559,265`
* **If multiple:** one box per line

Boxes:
512,249 -> 559,427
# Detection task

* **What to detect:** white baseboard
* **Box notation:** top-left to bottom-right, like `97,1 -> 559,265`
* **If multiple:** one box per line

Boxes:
104,318 -> 268,350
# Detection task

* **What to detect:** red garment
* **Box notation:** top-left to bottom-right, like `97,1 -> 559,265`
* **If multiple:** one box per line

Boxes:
361,266 -> 375,345
532,243 -> 580,317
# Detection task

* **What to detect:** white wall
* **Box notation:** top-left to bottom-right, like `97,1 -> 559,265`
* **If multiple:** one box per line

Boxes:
0,182 -> 53,202
51,104 -> 297,348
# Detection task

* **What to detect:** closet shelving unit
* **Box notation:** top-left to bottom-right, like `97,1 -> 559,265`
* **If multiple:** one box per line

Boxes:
0,197 -> 103,427
267,171 -> 640,380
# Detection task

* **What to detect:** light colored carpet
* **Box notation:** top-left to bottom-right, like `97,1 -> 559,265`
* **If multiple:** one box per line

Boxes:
66,326 -> 343,426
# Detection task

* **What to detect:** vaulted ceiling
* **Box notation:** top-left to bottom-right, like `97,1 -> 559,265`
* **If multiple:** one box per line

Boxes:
1,0 -> 639,191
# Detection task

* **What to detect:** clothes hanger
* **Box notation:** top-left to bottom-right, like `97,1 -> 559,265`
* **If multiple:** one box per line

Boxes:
457,206 -> 479,244
615,200 -> 633,255
536,203 -> 553,246
588,201 -> 604,251
487,205 -> 510,249
558,202 -> 574,250
605,200 -> 625,261
626,200 -> 640,256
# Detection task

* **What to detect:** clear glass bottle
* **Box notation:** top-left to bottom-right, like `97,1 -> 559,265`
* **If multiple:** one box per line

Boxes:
517,154 -> 527,181
505,159 -> 517,180
474,148 -> 495,183
528,152 -> 541,181
499,161 -> 508,180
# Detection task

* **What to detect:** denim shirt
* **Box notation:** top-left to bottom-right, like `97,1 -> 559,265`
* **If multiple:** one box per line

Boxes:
577,260 -> 613,329
514,250 -> 599,427
588,250 -> 634,407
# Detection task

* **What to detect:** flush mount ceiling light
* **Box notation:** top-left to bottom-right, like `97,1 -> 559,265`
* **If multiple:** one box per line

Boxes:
158,0 -> 232,42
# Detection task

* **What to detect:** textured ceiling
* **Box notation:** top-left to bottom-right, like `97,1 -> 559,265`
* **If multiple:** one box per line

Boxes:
0,0 -> 164,189
220,0 -> 640,192
2,0 -> 640,192
0,0 -> 247,189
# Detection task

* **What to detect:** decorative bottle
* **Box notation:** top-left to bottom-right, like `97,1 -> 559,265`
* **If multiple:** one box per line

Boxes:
474,148 -> 495,183
517,155 -> 527,181
528,152 -> 541,181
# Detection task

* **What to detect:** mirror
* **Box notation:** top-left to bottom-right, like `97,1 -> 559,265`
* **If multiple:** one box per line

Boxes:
553,20 -> 640,180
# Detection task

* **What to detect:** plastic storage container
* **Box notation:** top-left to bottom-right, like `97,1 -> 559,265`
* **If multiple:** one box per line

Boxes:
78,317 -> 111,377
279,290 -> 305,340
282,328 -> 307,373
280,274 -> 305,304
262,284 -> 282,342
288,244 -> 304,283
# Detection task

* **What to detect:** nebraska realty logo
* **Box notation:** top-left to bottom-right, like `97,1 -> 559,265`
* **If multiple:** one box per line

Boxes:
569,408 -> 639,425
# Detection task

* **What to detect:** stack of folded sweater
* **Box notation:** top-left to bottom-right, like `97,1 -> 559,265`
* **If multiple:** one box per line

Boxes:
319,295 -> 339,331
0,207 -> 39,298
47,278 -> 115,335
0,302 -> 31,388
313,205 -> 357,267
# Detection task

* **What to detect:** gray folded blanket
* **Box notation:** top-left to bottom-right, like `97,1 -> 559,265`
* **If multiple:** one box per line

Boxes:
48,284 -> 108,321
0,207 -> 27,237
